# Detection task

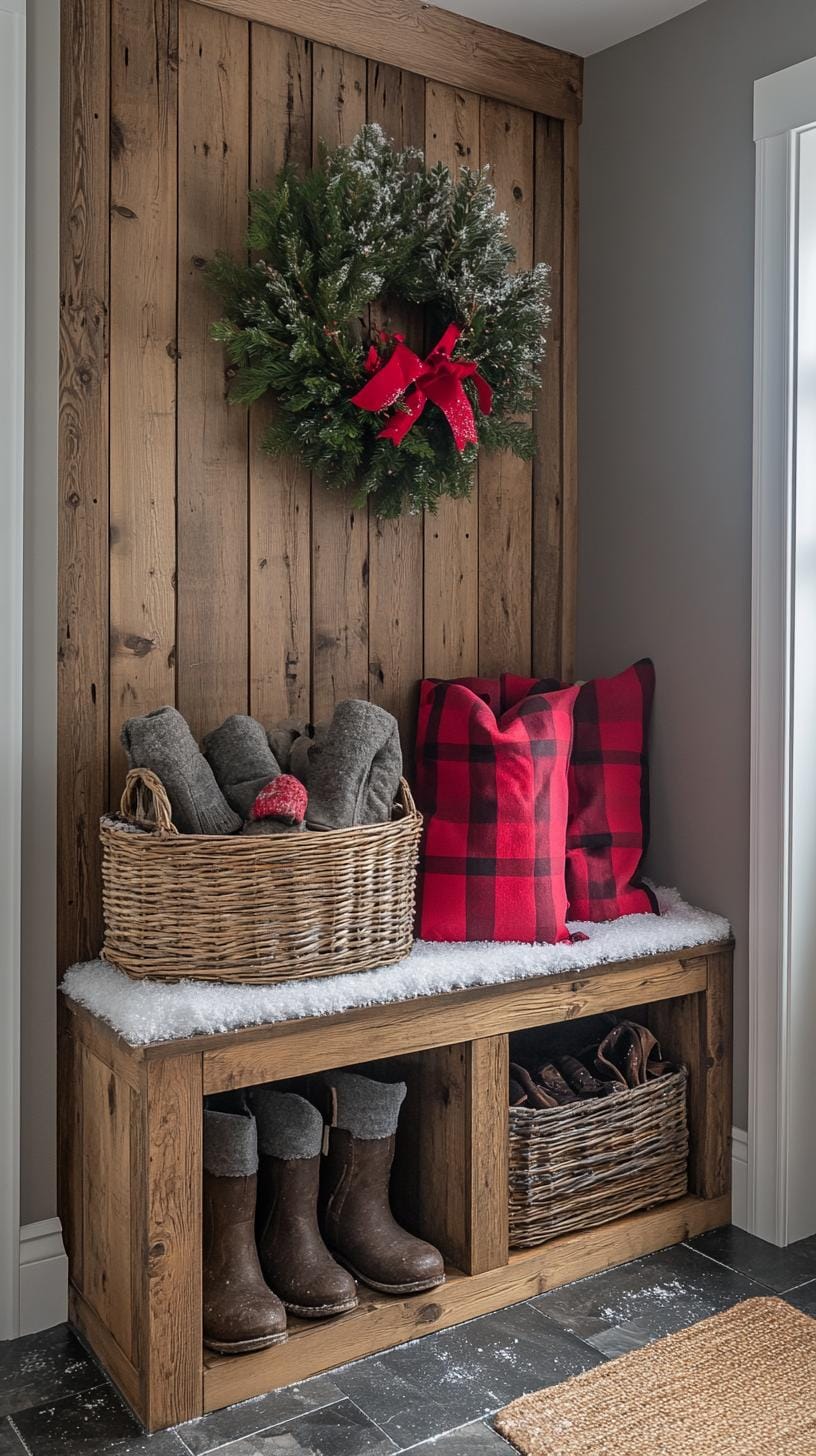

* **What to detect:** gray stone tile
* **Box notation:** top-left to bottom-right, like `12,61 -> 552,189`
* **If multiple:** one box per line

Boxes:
686,1226 -> 816,1292
532,1243 -> 767,1356
0,1325 -> 102,1418
175,1376 -> 345,1455
332,1300 -> 602,1448
0,1418 -> 26,1456
404,1419 -> 513,1453
784,1280 -> 816,1319
190,1398 -> 397,1455
10,1384 -> 188,1456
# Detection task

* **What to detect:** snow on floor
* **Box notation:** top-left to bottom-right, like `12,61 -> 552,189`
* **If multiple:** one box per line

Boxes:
60,888 -> 730,1047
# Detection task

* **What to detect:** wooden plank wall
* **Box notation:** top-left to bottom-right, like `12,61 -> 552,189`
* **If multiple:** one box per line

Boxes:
58,0 -> 581,971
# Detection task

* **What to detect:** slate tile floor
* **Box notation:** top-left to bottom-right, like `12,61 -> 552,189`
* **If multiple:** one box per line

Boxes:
2,1226 -> 816,1455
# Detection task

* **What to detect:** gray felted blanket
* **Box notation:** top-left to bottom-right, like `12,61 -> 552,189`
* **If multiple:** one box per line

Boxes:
203,715 -> 281,818
306,700 -> 402,831
121,706 -> 241,836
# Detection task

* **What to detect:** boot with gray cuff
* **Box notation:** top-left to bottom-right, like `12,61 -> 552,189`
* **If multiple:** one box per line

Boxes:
319,1071 -> 445,1295
252,1089 -> 358,1319
203,1106 -> 288,1353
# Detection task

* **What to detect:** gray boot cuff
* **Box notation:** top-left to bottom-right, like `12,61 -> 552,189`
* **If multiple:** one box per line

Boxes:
204,1109 -> 258,1177
328,1070 -> 406,1141
252,1089 -> 323,1160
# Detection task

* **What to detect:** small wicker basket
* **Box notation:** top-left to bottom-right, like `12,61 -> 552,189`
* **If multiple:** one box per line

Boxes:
508,1069 -> 689,1247
100,768 -> 423,984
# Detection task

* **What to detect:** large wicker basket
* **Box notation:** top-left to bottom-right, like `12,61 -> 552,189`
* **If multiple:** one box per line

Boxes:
100,768 -> 423,983
508,1069 -> 689,1247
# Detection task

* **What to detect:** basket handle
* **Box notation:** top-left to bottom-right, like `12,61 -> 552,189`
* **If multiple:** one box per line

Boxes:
120,768 -> 178,834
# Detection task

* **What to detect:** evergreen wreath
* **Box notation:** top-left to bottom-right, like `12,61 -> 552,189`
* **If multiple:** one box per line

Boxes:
208,124 -> 550,518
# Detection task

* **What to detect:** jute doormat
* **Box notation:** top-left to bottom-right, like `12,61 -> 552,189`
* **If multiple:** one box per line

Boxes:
495,1297 -> 816,1456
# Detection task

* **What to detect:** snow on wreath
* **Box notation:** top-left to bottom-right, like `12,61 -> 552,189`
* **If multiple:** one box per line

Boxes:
207,124 -> 550,518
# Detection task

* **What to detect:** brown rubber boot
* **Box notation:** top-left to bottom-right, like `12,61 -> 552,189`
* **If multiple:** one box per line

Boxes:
203,1108 -> 288,1353
320,1071 -> 445,1296
253,1089 -> 358,1319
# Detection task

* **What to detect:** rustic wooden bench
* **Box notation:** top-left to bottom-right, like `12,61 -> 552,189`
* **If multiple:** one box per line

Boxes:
59,940 -> 732,1431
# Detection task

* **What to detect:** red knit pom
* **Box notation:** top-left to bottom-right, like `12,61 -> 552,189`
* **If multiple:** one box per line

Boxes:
251,774 -> 308,825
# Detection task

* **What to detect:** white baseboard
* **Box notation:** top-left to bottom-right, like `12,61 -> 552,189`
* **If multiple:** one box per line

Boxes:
731,1126 -> 749,1231
19,1217 -> 68,1336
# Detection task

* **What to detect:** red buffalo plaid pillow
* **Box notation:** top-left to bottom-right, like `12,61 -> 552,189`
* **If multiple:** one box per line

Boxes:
501,661 -> 658,922
414,680 -> 579,943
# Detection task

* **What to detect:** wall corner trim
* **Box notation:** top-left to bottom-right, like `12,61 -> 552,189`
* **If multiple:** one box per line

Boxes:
730,1126 -> 748,1232
19,1218 -> 68,1337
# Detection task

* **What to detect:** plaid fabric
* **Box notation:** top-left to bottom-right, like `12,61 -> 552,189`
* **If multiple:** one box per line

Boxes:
501,661 -> 658,922
415,680 -> 578,943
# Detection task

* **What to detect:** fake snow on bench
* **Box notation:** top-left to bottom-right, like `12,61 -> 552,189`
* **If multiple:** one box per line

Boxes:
61,887 -> 730,1047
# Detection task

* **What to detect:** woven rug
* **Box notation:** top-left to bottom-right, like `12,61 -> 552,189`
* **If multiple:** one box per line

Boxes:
495,1298 -> 816,1456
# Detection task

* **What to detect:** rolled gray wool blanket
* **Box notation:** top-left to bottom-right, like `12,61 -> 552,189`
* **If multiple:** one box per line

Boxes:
306,700 -> 402,831
203,714 -> 281,818
121,706 -> 241,835
266,723 -> 308,775
288,724 -> 328,787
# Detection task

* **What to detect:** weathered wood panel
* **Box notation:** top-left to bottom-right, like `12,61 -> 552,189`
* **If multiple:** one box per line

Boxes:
248,26 -> 312,726
59,0 -> 579,973
477,98 -> 534,677
423,82 -> 480,680
176,1 -> 250,740
109,0 -> 178,800
310,45 -> 369,722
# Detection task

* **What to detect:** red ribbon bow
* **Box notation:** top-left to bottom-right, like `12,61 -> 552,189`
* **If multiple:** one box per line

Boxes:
351,323 -> 493,451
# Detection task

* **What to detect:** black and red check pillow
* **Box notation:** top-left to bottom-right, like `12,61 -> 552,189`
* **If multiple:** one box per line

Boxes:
502,660 -> 658,922
414,660 -> 657,940
415,680 -> 579,943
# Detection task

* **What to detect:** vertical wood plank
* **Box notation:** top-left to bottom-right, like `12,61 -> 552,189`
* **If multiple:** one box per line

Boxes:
644,949 -> 733,1202
109,0 -> 178,800
311,45 -> 368,721
177,2 -> 249,741
423,82 -> 480,679
366,62 -> 425,757
532,115 -> 564,679
58,0 -> 110,968
141,1053 -> 203,1428
249,27 -> 312,726
477,99 -> 534,677
560,117 -> 579,681
82,1049 -> 133,1361
57,1003 -> 84,1290
467,1035 -> 510,1274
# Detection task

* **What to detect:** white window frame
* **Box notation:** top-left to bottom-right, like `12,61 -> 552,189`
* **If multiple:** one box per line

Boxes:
750,54 -> 816,1246
0,0 -> 26,1340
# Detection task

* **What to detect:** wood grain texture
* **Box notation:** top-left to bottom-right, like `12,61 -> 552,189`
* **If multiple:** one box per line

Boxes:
423,82 -> 480,679
109,0 -> 178,802
644,948 -> 733,1201
57,1000 -> 84,1289
141,1053 -> 203,1429
310,45 -> 369,721
559,117 -> 579,680
82,1049 -> 133,1361
202,955 -> 711,1091
248,26 -> 312,726
196,0 -> 582,121
202,1193 -> 729,1411
177,1 -> 250,740
69,1285 -> 143,1415
467,1035 -> 509,1273
367,61 -> 425,755
387,1044 -> 470,1269
478,98 -> 534,676
58,0 -> 110,968
532,115 -> 564,678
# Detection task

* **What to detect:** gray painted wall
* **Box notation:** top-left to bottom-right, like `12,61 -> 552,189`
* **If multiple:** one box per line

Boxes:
578,0 -> 816,1126
22,0 -> 59,1225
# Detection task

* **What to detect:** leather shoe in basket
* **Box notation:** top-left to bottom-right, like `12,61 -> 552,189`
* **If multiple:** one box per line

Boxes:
320,1071 -> 445,1295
